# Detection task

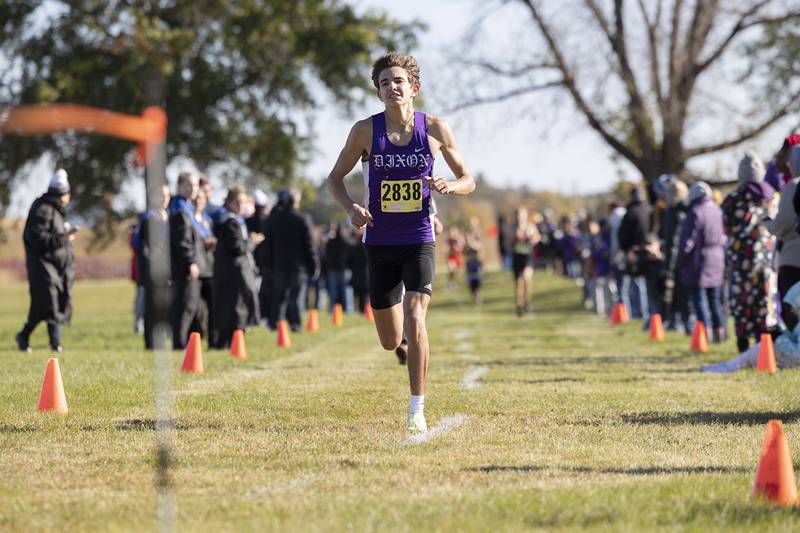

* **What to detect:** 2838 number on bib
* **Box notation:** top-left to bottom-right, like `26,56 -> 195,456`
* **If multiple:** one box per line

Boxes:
381,179 -> 423,213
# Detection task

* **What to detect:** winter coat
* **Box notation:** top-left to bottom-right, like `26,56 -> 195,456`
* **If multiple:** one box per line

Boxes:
347,240 -> 369,292
618,200 -> 651,253
769,178 -> 800,268
677,196 -> 726,288
22,194 -> 75,324
168,195 -> 205,281
262,205 -> 318,276
134,210 -> 169,287
211,209 -> 259,334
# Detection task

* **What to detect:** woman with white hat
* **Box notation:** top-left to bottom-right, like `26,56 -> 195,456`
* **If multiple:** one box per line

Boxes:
15,169 -> 75,353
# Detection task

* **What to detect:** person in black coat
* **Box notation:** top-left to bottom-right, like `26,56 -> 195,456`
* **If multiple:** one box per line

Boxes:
324,222 -> 351,312
168,171 -> 205,349
247,190 -> 271,323
210,186 -> 261,348
263,188 -> 319,331
134,184 -> 171,350
348,226 -> 370,313
16,169 -> 76,353
618,186 -> 653,322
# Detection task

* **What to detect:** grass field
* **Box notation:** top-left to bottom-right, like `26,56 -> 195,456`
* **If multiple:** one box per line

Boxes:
2,271 -> 800,531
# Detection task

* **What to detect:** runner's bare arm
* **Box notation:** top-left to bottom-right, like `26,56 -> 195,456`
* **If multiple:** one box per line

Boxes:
327,119 -> 373,227
425,116 -> 476,196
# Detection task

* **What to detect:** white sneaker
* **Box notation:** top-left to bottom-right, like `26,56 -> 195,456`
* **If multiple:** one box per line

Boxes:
407,412 -> 427,432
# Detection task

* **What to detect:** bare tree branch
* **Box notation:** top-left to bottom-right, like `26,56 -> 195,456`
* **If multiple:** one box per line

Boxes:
519,0 -> 641,166
443,80 -> 563,114
694,0 -> 772,75
585,0 -> 656,152
459,59 -> 558,78
685,90 -> 800,157
637,0 -> 666,118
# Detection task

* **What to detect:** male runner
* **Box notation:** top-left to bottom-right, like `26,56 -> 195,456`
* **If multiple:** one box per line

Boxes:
327,52 -> 475,431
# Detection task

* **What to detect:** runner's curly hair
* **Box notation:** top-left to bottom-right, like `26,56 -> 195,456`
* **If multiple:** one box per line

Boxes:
371,52 -> 421,89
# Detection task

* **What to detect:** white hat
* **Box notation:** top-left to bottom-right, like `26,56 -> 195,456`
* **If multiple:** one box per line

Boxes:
48,169 -> 70,195
252,189 -> 269,207
737,151 -> 765,184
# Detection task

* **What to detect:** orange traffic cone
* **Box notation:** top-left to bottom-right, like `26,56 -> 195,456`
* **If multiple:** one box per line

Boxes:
364,303 -> 374,323
277,320 -> 292,348
306,308 -> 320,332
332,303 -> 344,327
181,331 -> 204,374
649,313 -> 666,342
610,303 -> 629,325
753,420 -> 798,506
756,333 -> 777,374
689,321 -> 708,353
230,329 -> 247,360
38,358 -> 68,414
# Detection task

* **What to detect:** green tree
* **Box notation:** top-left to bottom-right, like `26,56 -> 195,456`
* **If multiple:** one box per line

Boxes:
0,0 -> 417,223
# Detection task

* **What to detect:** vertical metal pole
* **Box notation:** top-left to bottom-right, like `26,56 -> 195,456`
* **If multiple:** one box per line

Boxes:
145,138 -> 175,532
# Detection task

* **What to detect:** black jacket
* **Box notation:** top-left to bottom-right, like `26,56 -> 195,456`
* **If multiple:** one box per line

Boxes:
135,210 -> 169,287
211,211 -> 259,335
168,197 -> 205,281
347,240 -> 369,291
618,200 -> 652,252
262,205 -> 319,277
22,194 -> 75,324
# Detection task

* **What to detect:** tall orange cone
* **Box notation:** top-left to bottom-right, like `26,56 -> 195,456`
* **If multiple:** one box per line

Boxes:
181,331 -> 204,374
756,333 -> 777,374
689,321 -> 708,352
364,302 -> 374,323
230,329 -> 247,360
610,303 -> 629,325
649,313 -> 666,341
332,303 -> 344,327
753,420 -> 798,506
277,320 -> 292,348
38,358 -> 68,414
305,308 -> 320,332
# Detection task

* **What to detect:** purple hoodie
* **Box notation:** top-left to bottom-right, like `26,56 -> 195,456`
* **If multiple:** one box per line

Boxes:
677,196 -> 726,288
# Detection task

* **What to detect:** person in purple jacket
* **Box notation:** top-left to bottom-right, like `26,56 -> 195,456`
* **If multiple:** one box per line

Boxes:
327,52 -> 475,432
677,181 -> 727,343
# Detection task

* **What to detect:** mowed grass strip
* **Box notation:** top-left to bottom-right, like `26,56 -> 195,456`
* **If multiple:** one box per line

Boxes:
1,271 -> 800,531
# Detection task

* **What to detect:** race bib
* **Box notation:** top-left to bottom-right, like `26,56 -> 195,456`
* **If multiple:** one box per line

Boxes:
380,179 -> 423,213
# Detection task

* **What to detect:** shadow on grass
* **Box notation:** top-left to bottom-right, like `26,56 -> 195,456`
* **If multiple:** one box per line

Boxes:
489,377 -> 586,385
0,423 -> 39,433
621,410 -> 800,426
466,464 -> 749,475
485,354 -> 693,367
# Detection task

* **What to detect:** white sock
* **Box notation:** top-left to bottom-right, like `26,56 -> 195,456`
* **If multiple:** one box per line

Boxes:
409,395 -> 424,415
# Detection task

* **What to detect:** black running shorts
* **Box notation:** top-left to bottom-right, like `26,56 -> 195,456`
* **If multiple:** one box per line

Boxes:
365,243 -> 436,309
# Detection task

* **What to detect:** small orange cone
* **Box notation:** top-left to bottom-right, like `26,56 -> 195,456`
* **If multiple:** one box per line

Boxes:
753,420 -> 798,506
756,333 -> 778,374
230,329 -> 247,360
181,331 -> 204,374
689,321 -> 708,353
277,320 -> 292,348
38,358 -> 68,414
306,309 -> 320,332
610,303 -> 629,325
332,303 -> 344,327
364,303 -> 374,323
649,313 -> 666,342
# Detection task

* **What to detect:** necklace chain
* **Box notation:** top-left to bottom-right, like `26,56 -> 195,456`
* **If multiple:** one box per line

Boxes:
387,114 -> 414,132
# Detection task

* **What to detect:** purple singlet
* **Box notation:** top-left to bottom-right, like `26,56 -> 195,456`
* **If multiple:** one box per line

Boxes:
362,111 -> 435,245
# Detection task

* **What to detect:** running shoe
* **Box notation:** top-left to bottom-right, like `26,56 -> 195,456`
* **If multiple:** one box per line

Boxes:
407,412 -> 427,432
395,340 -> 408,365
